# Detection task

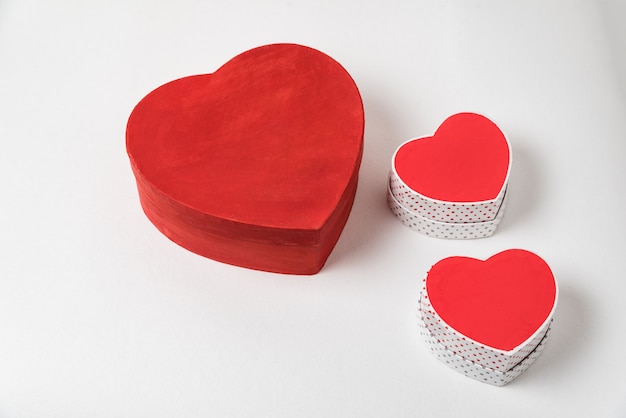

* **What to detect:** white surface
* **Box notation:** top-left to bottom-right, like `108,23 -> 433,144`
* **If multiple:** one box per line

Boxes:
1,1 -> 625,417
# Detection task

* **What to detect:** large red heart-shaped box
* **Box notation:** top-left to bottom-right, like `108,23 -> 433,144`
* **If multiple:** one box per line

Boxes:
419,249 -> 558,384
390,113 -> 510,223
126,44 -> 364,274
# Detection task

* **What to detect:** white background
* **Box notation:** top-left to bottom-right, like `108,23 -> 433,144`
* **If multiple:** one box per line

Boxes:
1,1 -> 625,417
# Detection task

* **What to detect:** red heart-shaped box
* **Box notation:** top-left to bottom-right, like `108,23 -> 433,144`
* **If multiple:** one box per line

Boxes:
420,249 -> 557,374
390,113 -> 510,223
126,44 -> 364,274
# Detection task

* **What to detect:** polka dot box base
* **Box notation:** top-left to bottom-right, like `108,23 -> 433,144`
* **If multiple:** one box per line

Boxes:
389,169 -> 506,223
419,280 -> 551,371
387,178 -> 507,239
418,301 -> 552,386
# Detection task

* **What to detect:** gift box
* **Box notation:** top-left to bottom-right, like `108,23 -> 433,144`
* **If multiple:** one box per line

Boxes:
388,113 -> 510,239
417,250 -> 558,385
126,43 -> 364,275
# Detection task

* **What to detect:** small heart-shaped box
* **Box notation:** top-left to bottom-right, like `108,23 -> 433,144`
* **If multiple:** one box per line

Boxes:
126,44 -> 364,275
388,113 -> 511,237
418,249 -> 558,385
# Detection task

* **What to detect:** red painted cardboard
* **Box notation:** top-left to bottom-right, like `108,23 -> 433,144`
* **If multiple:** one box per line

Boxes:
126,44 -> 364,274
425,249 -> 557,352
394,113 -> 510,203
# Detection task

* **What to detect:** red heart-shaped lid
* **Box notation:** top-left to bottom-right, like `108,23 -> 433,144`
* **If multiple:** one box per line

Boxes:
425,249 -> 557,351
394,113 -> 510,202
126,44 -> 364,274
